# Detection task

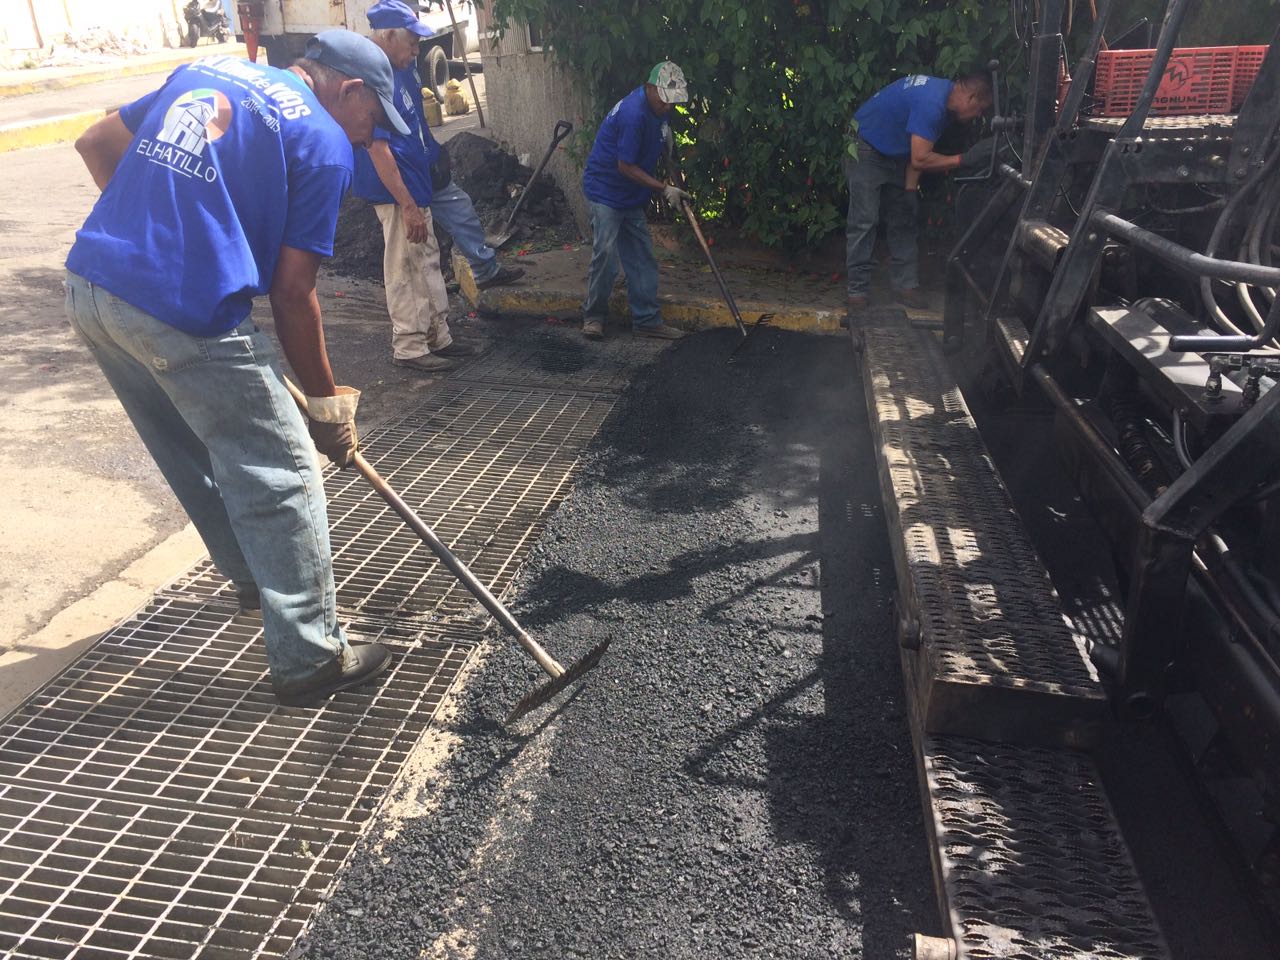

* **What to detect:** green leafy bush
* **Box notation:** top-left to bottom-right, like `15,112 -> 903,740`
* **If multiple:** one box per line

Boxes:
486,0 -> 1015,247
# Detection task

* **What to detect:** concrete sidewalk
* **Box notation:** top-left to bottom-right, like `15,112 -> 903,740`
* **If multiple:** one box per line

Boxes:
0,41 -> 247,152
453,243 -> 906,336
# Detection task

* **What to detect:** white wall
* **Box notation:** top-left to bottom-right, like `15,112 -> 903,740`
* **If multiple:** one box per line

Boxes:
2,0 -> 187,56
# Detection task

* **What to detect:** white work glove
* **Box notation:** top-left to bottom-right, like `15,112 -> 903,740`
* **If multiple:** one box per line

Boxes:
662,185 -> 691,207
305,386 -> 360,468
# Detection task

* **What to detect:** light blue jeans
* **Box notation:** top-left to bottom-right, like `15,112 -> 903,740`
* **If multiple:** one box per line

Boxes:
65,271 -> 347,686
431,178 -> 499,283
583,199 -> 661,329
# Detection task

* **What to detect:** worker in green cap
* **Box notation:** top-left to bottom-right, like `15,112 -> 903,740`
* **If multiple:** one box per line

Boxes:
579,61 -> 689,341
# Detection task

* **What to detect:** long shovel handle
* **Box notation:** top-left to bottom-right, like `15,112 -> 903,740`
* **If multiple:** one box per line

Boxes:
499,119 -> 574,236
282,377 -> 564,679
679,200 -> 748,337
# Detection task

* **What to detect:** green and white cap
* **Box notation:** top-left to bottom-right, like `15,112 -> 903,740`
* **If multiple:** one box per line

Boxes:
647,61 -> 688,104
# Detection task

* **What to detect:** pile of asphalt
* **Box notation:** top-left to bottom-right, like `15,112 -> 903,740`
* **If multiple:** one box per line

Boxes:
294,327 -> 939,960
327,133 -> 580,284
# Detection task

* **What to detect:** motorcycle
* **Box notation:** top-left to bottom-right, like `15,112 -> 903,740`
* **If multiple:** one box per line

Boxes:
182,0 -> 230,47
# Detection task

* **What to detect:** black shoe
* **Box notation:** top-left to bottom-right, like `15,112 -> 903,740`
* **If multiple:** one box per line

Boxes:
435,340 -> 479,358
274,643 -> 391,707
891,287 -> 930,310
394,353 -> 457,372
475,265 -> 525,290
236,586 -> 261,613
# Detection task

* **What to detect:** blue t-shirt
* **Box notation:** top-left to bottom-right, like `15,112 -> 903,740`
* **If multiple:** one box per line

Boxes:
352,63 -> 438,207
853,75 -> 953,157
66,56 -> 353,337
582,86 -> 668,210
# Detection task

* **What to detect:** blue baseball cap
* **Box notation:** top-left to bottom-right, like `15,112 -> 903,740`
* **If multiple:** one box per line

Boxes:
305,29 -> 411,135
367,0 -> 434,37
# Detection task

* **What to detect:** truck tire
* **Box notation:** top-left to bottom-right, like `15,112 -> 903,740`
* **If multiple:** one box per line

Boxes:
425,45 -> 449,104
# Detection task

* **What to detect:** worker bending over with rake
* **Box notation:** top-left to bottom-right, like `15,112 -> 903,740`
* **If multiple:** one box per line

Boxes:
580,61 -> 691,341
844,70 -> 993,320
355,0 -> 483,373
65,31 -> 402,706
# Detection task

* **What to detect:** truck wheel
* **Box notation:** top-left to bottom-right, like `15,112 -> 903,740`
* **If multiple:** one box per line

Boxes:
425,45 -> 449,104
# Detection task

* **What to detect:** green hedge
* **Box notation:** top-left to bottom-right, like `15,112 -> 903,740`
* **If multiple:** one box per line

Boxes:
485,0 -> 1274,248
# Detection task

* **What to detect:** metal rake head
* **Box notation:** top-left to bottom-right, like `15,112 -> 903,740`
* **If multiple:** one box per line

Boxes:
505,639 -> 612,724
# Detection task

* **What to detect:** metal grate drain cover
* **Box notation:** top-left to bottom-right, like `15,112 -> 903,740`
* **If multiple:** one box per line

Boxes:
924,735 -> 1170,960
452,330 -> 665,393
162,383 -> 616,621
0,596 -> 476,825
0,781 -> 355,959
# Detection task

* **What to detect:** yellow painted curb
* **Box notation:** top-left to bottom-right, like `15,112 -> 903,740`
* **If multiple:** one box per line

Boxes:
473,286 -> 845,336
0,108 -> 104,153
0,44 -> 248,99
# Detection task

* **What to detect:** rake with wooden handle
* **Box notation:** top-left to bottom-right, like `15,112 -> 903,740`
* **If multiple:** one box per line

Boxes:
283,377 -> 609,723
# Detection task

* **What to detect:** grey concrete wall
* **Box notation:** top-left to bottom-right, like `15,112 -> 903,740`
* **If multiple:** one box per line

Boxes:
477,8 -> 594,234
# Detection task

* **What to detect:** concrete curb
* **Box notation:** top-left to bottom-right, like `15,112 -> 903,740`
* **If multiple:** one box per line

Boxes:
0,108 -> 104,153
452,252 -> 846,336
0,44 -> 249,99
0,524 -> 207,717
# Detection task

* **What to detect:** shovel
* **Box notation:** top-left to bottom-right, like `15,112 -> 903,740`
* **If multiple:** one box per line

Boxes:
485,119 -> 574,249
284,378 -> 609,724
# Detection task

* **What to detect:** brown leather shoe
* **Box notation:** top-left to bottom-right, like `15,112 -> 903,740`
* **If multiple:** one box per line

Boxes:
636,323 -> 686,340
582,318 -> 605,340
394,353 -> 456,372
891,287 -> 930,310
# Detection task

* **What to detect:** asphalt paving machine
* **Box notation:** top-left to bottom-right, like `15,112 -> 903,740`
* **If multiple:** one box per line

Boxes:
945,0 -> 1280,900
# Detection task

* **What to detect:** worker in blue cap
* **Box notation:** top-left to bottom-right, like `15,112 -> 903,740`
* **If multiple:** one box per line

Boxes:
581,61 -> 691,341
64,30 -> 405,706
356,0 -> 521,371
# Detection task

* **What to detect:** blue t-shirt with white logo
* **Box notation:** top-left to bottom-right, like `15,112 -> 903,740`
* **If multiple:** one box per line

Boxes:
854,75 -> 953,157
582,86 -> 668,210
66,56 -> 353,337
352,64 -> 438,207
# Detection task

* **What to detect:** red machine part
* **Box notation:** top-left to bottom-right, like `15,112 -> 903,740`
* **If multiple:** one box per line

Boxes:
237,1 -> 265,63
1093,45 -> 1268,117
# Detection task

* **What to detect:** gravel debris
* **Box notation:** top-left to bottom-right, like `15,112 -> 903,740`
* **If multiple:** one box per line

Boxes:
293,326 -> 938,959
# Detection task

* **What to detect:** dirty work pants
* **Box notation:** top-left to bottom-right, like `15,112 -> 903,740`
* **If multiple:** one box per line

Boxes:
430,179 -> 499,283
844,141 -> 920,298
374,203 -> 454,360
64,271 -> 347,687
583,199 -> 661,329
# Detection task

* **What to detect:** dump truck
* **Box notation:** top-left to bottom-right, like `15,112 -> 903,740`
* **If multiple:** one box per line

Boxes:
233,0 -> 475,100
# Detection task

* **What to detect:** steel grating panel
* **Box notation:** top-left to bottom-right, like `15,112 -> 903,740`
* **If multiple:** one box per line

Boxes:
1081,113 -> 1236,133
860,319 -> 1106,746
161,382 -> 616,621
923,735 -> 1170,960
0,782 -> 354,960
451,328 -> 665,393
0,595 -> 477,826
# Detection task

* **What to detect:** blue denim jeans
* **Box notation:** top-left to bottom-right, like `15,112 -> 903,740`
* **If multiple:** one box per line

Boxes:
430,178 -> 499,283
844,141 -> 920,297
583,199 -> 661,329
64,271 -> 347,685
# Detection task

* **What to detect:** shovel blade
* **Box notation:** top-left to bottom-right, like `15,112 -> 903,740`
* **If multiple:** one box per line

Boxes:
505,639 -> 611,724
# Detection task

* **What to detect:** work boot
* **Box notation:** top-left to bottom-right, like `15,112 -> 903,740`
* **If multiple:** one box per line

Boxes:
636,323 -> 686,340
236,585 -> 261,614
394,353 -> 457,373
841,294 -> 870,328
434,340 -> 479,358
475,265 -> 526,290
582,318 -> 605,340
891,287 -> 930,310
273,642 -> 392,707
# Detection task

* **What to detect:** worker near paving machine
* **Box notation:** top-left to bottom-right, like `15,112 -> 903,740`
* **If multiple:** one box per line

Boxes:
64,30 -> 403,706
579,61 -> 692,341
353,0 -> 483,373
844,71 -> 993,317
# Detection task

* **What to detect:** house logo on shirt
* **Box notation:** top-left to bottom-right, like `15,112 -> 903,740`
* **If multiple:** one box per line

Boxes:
135,87 -> 231,184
